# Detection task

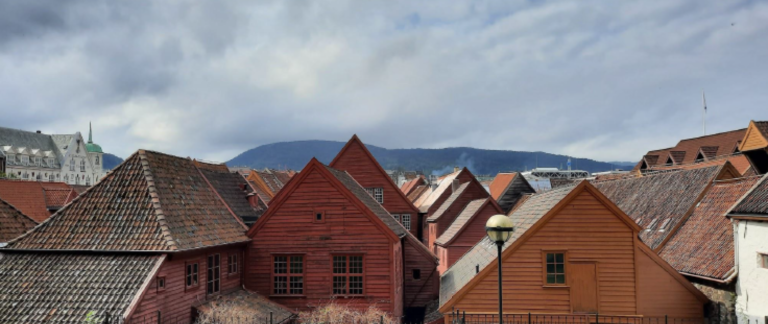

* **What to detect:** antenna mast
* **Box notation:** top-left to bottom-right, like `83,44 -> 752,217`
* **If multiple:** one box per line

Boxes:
702,91 -> 707,135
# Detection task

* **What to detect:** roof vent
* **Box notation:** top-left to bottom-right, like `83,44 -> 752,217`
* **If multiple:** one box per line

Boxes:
475,264 -> 479,274
36,130 -> 41,134
452,179 -> 460,193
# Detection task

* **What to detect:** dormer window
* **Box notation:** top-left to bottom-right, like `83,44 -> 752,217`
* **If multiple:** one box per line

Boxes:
34,157 -> 41,166
695,152 -> 705,163
80,160 -> 86,172
21,156 -> 29,166
70,158 -> 75,171
664,157 -> 673,166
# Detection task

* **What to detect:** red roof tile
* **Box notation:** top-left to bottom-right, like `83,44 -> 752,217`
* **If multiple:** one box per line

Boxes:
489,173 -> 516,200
0,198 -> 37,243
400,176 -> 425,197
659,176 -> 761,281
8,150 -> 249,251
636,129 -> 746,170
0,180 -> 74,223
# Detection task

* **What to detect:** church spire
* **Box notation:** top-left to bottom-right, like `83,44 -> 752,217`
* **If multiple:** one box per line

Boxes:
88,122 -> 93,143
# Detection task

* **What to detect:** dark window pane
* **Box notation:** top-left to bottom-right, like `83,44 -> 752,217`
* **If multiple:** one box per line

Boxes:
546,274 -> 556,284
555,264 -> 564,274
193,264 -> 198,273
207,282 -> 213,294
215,254 -> 220,266
187,276 -> 191,287
546,254 -> 554,263
333,276 -> 346,294
290,256 -> 303,274
349,276 -> 363,295
274,276 -> 287,294
274,256 -> 287,274
333,256 -> 347,274
555,253 -> 564,263
556,274 -> 565,284
350,256 -> 363,274
316,213 -> 322,221
546,264 -> 555,273
290,277 -> 303,295
413,269 -> 421,280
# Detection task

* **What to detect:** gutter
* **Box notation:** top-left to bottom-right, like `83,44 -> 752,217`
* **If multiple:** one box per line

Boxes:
680,268 -> 737,284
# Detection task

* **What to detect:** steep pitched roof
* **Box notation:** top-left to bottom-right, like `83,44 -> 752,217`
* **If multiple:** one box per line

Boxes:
435,198 -> 502,246
668,151 -> 686,164
400,176 -> 425,197
593,166 -> 721,249
0,181 -> 74,223
738,120 -> 768,152
329,135 -> 418,214
659,176 -> 761,282
415,169 -> 464,213
0,127 -> 60,153
636,129 -> 747,170
0,198 -> 37,243
199,168 -> 261,226
7,150 -> 249,251
0,252 -> 163,323
489,173 -> 517,200
645,153 -> 752,175
249,169 -> 293,198
440,183 -> 585,307
248,158 -> 406,240
426,182 -> 469,222
728,173 -> 768,216
407,185 -> 429,203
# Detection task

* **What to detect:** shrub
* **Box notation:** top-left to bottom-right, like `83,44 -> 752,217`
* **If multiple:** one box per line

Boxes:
297,302 -> 396,324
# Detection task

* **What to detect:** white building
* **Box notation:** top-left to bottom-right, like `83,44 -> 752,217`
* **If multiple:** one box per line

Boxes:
728,175 -> 768,324
0,124 -> 105,186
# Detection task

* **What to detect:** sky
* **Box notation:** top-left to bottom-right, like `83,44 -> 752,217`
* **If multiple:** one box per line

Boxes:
1,0 -> 767,163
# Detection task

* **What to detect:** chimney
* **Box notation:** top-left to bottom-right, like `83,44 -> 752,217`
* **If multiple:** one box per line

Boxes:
454,166 -> 460,173
452,179 -> 460,193
430,175 -> 439,190
36,130 -> 41,134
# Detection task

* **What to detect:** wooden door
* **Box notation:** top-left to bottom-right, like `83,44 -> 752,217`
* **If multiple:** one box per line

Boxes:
570,262 -> 598,313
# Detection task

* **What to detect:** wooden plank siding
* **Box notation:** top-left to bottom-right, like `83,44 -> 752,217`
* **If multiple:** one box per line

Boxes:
426,173 -> 487,251
130,246 -> 245,323
330,136 -> 419,237
452,191 -> 638,314
437,201 -> 502,273
636,248 -> 704,318
740,121 -> 768,152
403,238 -> 440,308
245,169 -> 402,317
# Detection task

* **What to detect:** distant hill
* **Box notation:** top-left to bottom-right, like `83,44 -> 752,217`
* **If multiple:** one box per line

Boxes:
102,153 -> 124,170
228,140 -> 629,175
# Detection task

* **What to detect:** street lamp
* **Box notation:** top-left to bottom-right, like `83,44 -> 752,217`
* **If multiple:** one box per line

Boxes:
486,214 -> 514,324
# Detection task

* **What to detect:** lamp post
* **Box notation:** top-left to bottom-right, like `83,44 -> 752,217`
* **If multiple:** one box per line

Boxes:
486,214 -> 515,324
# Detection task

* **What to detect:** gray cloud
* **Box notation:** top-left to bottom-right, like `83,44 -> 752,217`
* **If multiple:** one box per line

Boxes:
1,0 -> 767,163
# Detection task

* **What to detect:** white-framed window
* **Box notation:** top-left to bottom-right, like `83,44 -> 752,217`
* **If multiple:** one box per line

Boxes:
22,172 -> 29,179
35,174 -> 41,181
75,175 -> 80,185
80,160 -> 85,172
47,157 -> 55,167
49,174 -> 55,182
70,158 -> 75,171
21,156 -> 29,166
86,176 -> 91,186
95,155 -> 100,165
392,214 -> 400,222
365,187 -> 384,204
34,157 -> 41,166
401,214 -> 411,230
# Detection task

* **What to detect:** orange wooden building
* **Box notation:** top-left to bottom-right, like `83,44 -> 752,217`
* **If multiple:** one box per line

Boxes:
439,181 -> 707,321
739,120 -> 768,175
246,158 -> 438,321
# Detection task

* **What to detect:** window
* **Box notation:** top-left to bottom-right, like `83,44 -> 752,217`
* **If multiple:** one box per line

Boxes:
157,277 -> 166,292
544,252 -> 566,285
80,160 -> 85,172
22,172 -> 29,180
412,269 -> 421,280
47,157 -> 54,167
365,187 -> 384,204
313,210 -> 325,223
273,255 -> 304,295
228,254 -> 238,274
36,174 -> 41,181
6,154 -> 14,164
75,175 -> 80,185
63,175 -> 68,183
70,158 -> 75,171
760,253 -> 768,269
392,214 -> 400,222
49,174 -> 55,182
95,155 -> 100,165
186,262 -> 199,288
333,255 -> 364,295
21,156 -> 29,166
207,254 -> 220,294
34,157 -> 41,166
401,214 -> 411,230
85,176 -> 91,186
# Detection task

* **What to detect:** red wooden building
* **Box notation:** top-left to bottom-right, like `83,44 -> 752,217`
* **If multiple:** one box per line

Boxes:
0,150 -> 288,324
434,197 -> 503,273
330,135 -> 420,238
246,158 -> 438,322
424,171 -> 489,251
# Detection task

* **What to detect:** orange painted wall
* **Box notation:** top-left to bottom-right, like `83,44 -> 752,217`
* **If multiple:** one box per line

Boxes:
636,249 -> 704,318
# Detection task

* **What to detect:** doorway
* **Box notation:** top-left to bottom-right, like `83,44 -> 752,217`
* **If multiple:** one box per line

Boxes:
570,262 -> 599,313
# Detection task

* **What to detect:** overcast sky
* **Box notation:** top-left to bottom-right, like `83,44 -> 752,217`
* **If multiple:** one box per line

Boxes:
1,1 -> 767,162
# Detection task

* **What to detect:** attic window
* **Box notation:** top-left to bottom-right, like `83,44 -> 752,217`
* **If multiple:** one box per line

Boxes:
760,253 -> 768,269
695,152 -> 705,163
313,210 -> 325,223
157,277 -> 166,292
412,269 -> 421,280
365,187 -> 384,204
665,157 -> 673,166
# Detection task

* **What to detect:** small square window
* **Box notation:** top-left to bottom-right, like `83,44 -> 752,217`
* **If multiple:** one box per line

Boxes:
760,253 -> 768,269
412,269 -> 421,280
313,210 -> 325,223
316,213 -> 323,221
544,252 -> 566,285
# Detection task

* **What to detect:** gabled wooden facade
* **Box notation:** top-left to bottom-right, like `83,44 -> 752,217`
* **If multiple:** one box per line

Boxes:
425,173 -> 489,251
489,172 -> 536,214
739,120 -> 768,175
434,198 -> 503,273
330,135 -> 420,238
246,158 -> 438,320
440,181 -> 707,320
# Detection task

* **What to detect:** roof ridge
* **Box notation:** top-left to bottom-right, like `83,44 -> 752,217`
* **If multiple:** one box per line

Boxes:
676,128 -> 747,142
435,197 -> 490,246
137,150 -> 178,250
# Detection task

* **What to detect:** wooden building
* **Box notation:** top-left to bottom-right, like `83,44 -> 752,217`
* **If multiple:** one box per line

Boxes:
489,172 -> 536,214
439,181 -> 708,320
425,173 -> 488,251
416,168 -> 480,246
0,197 -> 36,244
738,120 -> 768,175
329,135 -> 420,237
246,158 -> 438,322
434,197 -> 503,273
0,150 -> 286,324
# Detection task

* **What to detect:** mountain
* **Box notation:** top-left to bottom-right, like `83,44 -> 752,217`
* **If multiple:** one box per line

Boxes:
227,140 -> 629,175
102,153 -> 124,170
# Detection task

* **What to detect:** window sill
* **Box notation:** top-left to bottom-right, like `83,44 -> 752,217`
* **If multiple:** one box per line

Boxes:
332,295 -> 367,299
270,295 -> 306,298
542,285 -> 569,289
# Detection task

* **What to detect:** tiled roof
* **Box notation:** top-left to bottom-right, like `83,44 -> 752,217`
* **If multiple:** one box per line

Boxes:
700,146 -> 719,159
649,153 -> 752,175
754,121 -> 768,140
440,184 -> 580,306
0,252 -> 162,323
0,127 -> 61,155
323,165 -> 407,238
8,150 -> 249,251
659,176 -> 761,281
253,169 -> 291,196
435,198 -> 490,246
593,166 -> 720,249
0,181 -> 74,223
427,182 -> 469,222
489,173 -> 516,200
0,198 -> 37,243
415,170 -> 462,213
636,129 -> 746,170
247,181 -> 272,205
729,174 -> 768,216
506,194 -> 532,216
199,168 -> 261,226
43,188 -> 76,209
195,289 -> 294,323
